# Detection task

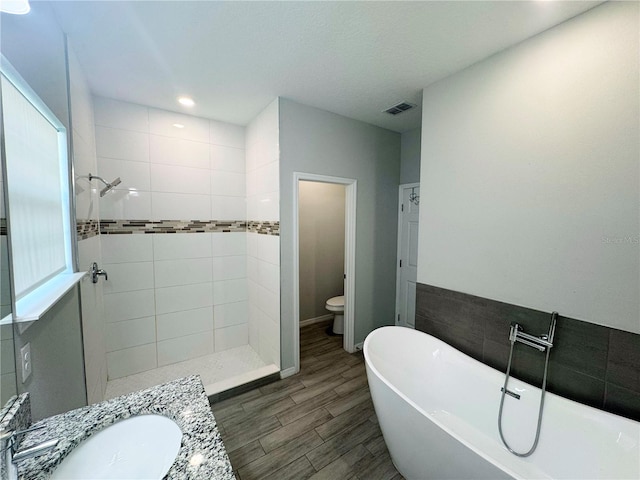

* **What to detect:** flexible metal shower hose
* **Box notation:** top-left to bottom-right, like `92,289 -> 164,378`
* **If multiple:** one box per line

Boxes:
497,339 -> 552,457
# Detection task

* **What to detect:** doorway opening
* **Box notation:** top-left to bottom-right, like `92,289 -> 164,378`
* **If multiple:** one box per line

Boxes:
292,173 -> 357,374
395,183 -> 420,328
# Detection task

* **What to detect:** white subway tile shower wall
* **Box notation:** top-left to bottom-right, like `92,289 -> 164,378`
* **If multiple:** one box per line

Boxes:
154,258 -> 213,288
101,231 -> 255,378
70,43 -> 108,404
93,96 -> 149,132
245,99 -> 280,368
95,97 -> 245,222
156,307 -> 214,342
157,331 -> 214,367
151,192 -> 212,222
95,97 -> 279,379
246,233 -> 280,366
246,99 -> 280,222
150,135 -> 210,169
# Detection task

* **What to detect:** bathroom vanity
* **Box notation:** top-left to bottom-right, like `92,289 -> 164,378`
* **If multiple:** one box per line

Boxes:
0,376 -> 234,479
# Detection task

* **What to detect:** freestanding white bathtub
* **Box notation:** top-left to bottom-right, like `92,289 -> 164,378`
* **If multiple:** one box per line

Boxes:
364,326 -> 640,480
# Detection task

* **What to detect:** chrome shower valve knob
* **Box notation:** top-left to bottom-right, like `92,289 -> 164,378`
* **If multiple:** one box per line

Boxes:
90,262 -> 108,283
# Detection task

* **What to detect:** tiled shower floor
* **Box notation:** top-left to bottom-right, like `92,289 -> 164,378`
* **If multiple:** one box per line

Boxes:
104,345 -> 274,400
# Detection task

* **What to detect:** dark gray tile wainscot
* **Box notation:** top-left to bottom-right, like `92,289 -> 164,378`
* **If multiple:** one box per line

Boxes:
416,283 -> 640,422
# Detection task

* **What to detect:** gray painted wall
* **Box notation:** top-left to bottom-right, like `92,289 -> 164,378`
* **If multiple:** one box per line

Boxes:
418,1 -> 639,333
400,127 -> 421,184
2,3 -> 88,416
299,181 -> 345,321
279,98 -> 401,371
15,288 -> 87,421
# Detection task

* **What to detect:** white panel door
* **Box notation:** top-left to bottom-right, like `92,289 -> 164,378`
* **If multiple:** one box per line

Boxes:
396,184 -> 420,328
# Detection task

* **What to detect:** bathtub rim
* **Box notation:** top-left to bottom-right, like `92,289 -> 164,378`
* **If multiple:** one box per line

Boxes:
363,325 -> 639,480
364,326 -> 524,479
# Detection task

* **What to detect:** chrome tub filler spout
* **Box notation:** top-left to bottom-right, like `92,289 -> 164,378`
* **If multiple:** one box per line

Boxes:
498,311 -> 558,457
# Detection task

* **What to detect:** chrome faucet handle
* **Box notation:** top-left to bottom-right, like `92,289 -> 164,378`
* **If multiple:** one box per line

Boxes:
508,323 -> 520,343
12,438 -> 59,463
0,425 -> 45,453
90,262 -> 108,283
547,311 -> 558,345
0,425 -> 43,441
0,425 -> 58,463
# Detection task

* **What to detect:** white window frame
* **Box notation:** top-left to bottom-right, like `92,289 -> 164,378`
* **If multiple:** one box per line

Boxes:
0,55 -> 83,324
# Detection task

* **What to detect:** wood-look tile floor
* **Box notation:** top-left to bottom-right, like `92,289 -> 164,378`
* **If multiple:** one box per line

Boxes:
210,320 -> 405,480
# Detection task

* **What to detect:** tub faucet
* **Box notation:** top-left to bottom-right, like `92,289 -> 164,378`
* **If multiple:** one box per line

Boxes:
499,311 -> 559,457
509,313 -> 557,352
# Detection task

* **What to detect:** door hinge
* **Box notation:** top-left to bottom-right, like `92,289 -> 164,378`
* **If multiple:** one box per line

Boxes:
399,259 -> 402,268
397,314 -> 400,324
401,204 -> 404,212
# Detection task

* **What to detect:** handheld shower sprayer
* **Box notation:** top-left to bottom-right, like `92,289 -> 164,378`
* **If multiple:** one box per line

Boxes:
88,173 -> 121,197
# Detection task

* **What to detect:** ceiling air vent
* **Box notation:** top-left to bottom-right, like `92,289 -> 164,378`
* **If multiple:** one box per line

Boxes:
383,102 -> 415,116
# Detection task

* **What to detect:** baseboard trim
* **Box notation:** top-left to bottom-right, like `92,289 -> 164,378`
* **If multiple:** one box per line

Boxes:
299,314 -> 334,327
354,342 -> 364,352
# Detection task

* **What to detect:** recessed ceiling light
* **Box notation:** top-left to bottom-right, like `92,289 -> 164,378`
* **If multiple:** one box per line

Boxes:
177,96 -> 195,107
0,0 -> 31,14
172,123 -> 185,129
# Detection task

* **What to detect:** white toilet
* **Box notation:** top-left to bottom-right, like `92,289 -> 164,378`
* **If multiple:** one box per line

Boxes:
325,295 -> 345,335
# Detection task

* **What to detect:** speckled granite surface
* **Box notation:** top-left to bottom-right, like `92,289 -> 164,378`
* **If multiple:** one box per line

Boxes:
0,393 -> 31,480
15,375 -> 234,479
0,393 -> 31,435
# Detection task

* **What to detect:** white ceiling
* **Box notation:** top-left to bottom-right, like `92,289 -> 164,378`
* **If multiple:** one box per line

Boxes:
50,1 -> 602,133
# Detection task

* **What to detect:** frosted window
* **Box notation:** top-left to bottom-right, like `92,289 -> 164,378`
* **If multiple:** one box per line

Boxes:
2,74 -> 69,299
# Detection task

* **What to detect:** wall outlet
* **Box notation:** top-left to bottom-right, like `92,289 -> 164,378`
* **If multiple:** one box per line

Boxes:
20,343 -> 32,383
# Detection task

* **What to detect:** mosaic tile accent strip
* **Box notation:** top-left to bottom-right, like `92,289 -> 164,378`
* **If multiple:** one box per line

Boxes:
247,220 -> 280,236
96,220 -> 279,235
76,219 -> 99,240
99,219 -> 246,235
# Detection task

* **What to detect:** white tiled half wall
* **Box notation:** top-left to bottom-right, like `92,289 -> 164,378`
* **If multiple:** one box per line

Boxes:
246,99 -> 280,368
95,97 -> 280,380
246,99 -> 279,221
102,232 -> 250,379
77,236 -> 107,403
69,42 -> 108,405
247,233 -> 280,367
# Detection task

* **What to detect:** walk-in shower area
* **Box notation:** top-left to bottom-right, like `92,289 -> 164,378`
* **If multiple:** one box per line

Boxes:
84,96 -> 281,400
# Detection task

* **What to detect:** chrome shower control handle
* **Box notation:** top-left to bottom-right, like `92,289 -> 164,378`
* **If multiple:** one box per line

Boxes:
90,262 -> 108,283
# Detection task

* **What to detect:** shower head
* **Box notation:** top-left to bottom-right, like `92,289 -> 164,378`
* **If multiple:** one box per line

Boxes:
88,173 -> 121,197
99,177 -> 121,197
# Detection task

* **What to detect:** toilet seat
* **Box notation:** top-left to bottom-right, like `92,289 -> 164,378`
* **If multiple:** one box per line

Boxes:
325,295 -> 345,335
325,295 -> 344,312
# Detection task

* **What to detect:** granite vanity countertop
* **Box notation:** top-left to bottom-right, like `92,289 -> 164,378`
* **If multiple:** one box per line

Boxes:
16,375 -> 235,480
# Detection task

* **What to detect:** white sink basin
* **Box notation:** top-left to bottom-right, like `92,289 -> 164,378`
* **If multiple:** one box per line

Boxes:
51,414 -> 182,480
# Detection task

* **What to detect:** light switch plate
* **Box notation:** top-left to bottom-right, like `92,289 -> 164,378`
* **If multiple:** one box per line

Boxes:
20,343 -> 31,383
